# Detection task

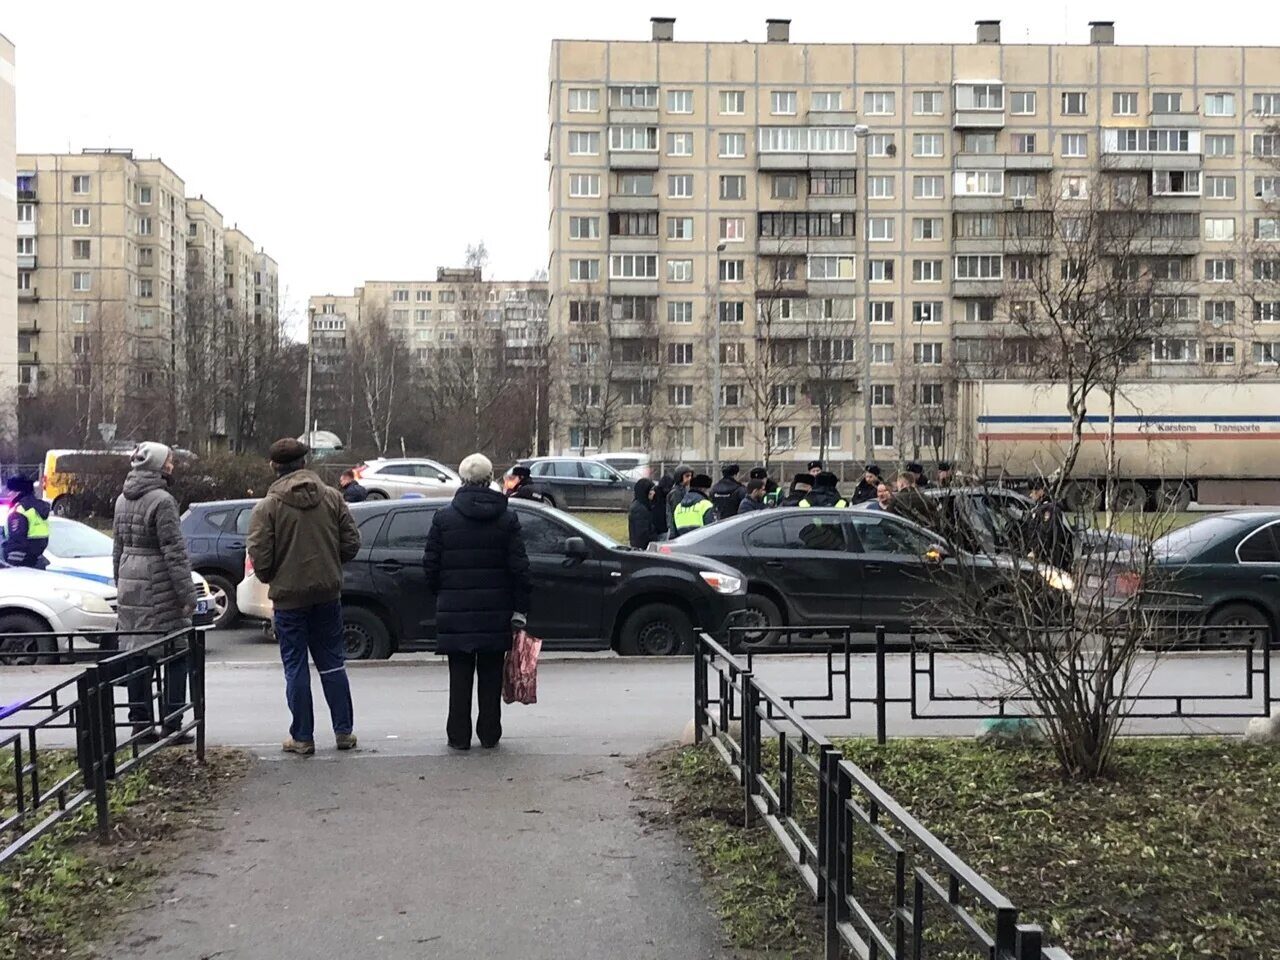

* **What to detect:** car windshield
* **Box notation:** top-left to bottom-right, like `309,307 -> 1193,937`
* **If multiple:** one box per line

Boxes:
1151,516 -> 1255,562
48,518 -> 114,558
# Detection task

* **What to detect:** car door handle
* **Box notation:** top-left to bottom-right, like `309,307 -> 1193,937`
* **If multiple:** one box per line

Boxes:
1263,574 -> 1279,582
764,560 -> 784,568
226,540 -> 245,549
864,564 -> 883,574
375,560 -> 405,572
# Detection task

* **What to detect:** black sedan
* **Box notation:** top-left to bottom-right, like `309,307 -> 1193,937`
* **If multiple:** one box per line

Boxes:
1102,511 -> 1280,645
328,498 -> 746,657
655,508 -> 1074,644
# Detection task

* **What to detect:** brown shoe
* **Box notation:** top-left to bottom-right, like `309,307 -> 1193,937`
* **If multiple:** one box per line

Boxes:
335,733 -> 358,751
282,738 -> 315,756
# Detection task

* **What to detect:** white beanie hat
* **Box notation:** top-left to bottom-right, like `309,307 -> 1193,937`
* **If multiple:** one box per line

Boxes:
458,453 -> 494,485
130,441 -> 171,473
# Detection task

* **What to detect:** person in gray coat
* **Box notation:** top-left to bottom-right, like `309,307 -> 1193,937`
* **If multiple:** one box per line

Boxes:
666,464 -> 693,536
112,442 -> 198,744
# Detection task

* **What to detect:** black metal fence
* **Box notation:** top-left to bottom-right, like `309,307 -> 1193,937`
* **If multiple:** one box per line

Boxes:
0,628 -> 205,866
694,631 -> 1076,960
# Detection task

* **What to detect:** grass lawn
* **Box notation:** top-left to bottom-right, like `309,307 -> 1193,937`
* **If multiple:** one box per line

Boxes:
652,738 -> 1280,960
0,749 -> 247,960
577,510 -> 630,542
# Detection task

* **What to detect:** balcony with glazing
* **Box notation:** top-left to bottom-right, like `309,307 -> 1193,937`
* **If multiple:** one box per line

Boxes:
952,82 -> 1005,129
757,126 -> 858,171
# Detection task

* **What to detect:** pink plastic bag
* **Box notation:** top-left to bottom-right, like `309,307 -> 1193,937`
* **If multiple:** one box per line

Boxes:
503,628 -> 542,705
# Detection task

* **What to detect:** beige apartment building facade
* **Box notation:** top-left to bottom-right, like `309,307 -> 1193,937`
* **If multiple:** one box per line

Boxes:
0,35 -> 16,436
547,18 -> 1280,464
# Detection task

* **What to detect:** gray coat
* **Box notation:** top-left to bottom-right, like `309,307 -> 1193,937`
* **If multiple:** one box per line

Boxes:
112,470 -> 197,650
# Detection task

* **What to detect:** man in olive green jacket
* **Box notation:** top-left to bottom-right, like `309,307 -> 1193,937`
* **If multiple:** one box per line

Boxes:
247,439 -> 361,756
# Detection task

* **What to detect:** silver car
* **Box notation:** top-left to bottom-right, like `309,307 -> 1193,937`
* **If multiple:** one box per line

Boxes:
512,457 -> 633,510
354,458 -> 462,500
592,453 -> 652,482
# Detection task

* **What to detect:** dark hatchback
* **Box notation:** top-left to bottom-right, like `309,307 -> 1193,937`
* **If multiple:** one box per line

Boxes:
181,498 -> 259,629
333,498 -> 746,657
656,508 -> 1073,643
1103,511 -> 1280,645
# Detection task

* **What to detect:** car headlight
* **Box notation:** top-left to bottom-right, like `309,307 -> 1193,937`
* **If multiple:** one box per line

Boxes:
52,589 -> 115,614
1037,565 -> 1076,593
699,571 -> 743,595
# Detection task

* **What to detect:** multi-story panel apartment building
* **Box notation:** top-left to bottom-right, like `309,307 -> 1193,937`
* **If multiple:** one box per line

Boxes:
547,17 -> 1280,464
223,227 -> 256,317
0,34 -> 16,431
185,196 -> 224,292
254,250 -> 279,330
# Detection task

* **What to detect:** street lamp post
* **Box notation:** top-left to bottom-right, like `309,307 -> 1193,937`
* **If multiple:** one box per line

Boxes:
711,242 -> 727,475
854,123 -> 874,464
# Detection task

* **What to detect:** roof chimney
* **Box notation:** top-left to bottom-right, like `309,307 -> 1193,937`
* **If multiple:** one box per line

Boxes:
650,17 -> 674,42
766,19 -> 791,43
1089,21 -> 1115,45
975,20 -> 1001,44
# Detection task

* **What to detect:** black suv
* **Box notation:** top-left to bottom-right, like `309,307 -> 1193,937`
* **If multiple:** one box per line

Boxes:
181,498 -> 259,629
335,498 -> 746,657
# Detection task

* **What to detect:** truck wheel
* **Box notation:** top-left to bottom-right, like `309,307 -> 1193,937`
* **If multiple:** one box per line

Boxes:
1108,481 -> 1146,513
1062,482 -> 1100,513
618,603 -> 693,656
343,607 -> 391,660
1158,480 -> 1193,512
0,612 -> 55,665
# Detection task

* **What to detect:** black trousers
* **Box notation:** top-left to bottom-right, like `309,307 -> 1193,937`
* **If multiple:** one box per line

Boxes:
126,653 -> 189,731
447,651 -> 505,747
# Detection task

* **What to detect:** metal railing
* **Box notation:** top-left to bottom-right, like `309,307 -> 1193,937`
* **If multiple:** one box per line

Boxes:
0,628 -> 205,866
695,630 -> 1075,960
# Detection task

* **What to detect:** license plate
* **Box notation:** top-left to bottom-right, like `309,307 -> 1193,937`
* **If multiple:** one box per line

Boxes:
195,599 -> 210,615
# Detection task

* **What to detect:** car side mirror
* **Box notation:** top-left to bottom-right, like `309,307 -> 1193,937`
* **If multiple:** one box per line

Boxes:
563,536 -> 589,559
924,546 -> 947,563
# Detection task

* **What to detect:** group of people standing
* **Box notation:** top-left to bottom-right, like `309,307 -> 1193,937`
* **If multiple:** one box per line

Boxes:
625,459 -> 955,549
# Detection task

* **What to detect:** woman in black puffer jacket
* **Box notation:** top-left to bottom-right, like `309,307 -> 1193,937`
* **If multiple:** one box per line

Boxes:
423,453 -> 532,750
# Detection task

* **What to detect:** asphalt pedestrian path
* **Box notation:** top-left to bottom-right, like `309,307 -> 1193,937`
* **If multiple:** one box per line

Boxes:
100,722 -> 731,959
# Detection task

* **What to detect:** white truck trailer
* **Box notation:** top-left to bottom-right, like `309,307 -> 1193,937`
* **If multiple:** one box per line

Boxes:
955,380 -> 1280,509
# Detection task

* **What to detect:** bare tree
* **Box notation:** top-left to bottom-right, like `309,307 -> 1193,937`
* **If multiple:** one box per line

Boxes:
743,263 -> 807,466
803,301 -> 861,463
345,307 -> 404,455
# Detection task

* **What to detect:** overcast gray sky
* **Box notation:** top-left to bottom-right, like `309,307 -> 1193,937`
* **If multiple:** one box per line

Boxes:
8,0 -> 1277,332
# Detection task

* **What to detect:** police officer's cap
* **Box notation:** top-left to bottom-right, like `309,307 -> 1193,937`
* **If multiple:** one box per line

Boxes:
691,474 -> 714,490
906,462 -> 924,475
864,464 -> 881,477
722,463 -> 740,477
749,467 -> 769,480
5,475 -> 33,495
511,465 -> 532,479
937,461 -> 952,471
815,471 -> 839,489
807,460 -> 823,470
791,473 -> 813,486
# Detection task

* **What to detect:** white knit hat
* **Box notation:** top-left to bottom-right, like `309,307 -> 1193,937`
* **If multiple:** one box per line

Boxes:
130,441 -> 171,473
458,453 -> 494,484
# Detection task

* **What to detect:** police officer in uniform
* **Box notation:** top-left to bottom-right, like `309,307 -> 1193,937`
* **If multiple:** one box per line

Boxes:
1021,477 -> 1074,570
749,466 -> 779,507
798,472 -> 848,508
672,474 -> 718,537
778,473 -> 814,508
851,464 -> 881,505
709,464 -> 746,518
506,465 -> 549,503
4,476 -> 50,568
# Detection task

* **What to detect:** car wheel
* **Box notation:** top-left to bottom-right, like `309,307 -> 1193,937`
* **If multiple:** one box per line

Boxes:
732,594 -> 784,651
0,612 -> 55,665
343,607 -> 392,660
50,496 -> 76,518
542,495 -> 557,509
202,574 -> 239,630
618,603 -> 693,656
1203,603 -> 1270,648
364,489 -> 388,501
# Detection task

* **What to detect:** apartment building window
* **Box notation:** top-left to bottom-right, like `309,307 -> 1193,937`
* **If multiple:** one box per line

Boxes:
812,91 -> 843,112
611,125 -> 659,153
769,384 -> 797,407
1205,175 -> 1236,200
765,425 -> 792,450
955,255 -> 1003,280
718,132 -> 746,158
72,239 -> 91,259
668,301 -> 693,324
667,384 -> 694,408
568,131 -> 599,155
611,296 -> 658,323
1260,219 -> 1280,241
720,90 -> 745,115
913,342 -> 944,365
808,170 -> 857,196
1152,92 -> 1183,114
668,174 -> 693,199
667,216 -> 693,240
72,207 -> 91,227
774,259 -> 799,282
1261,303 -> 1280,324
862,175 -> 893,200
870,302 -> 894,324
1007,256 -> 1036,281
569,216 -> 599,240
1205,93 -> 1236,117
68,174 -> 90,195
1061,92 -> 1087,116
1255,176 -> 1280,200
868,217 -> 894,242
1061,133 -> 1087,158
912,301 -> 943,324
618,381 -> 654,406
1008,174 -> 1037,200
1151,258 -> 1188,281
439,290 -> 456,303
771,91 -> 797,115
1205,259 -> 1236,282
867,259 -> 895,282
667,343 -> 694,365
1254,342 -> 1280,364
1060,176 -> 1089,200
1012,133 -> 1036,154
569,174 -> 600,197
16,237 -> 33,256
771,175 -> 798,200
414,309 -> 431,323
913,90 -> 942,115
913,175 -> 943,200
609,211 -> 657,237
138,278 -> 154,298
864,91 -> 895,116
810,426 -> 843,450
867,134 -> 895,158
964,300 -> 996,323
720,426 -> 745,449
666,132 -> 693,157
1205,218 -> 1236,241
618,173 -> 654,196
871,384 -> 895,407
912,259 -> 943,282
17,271 -> 31,291
570,384 -> 602,408
1110,91 -> 1138,117
1206,341 -> 1236,364
1152,338 -> 1197,363
1205,300 -> 1235,325
872,425 -> 895,449
718,301 -> 745,324
719,259 -> 744,282
667,89 -> 693,114
569,426 -> 600,449
871,343 -> 895,365
1253,93 -> 1280,116
1254,133 -> 1280,158
414,290 -> 431,302
955,212 -> 998,240
609,85 -> 657,109
17,203 -> 33,223
1010,91 -> 1036,115
954,170 -> 1003,196
667,259 -> 694,282
720,217 -> 746,242
68,303 -> 91,326
808,255 -> 856,280
72,271 -> 91,292
715,175 -> 745,201
390,289 -> 409,302
569,259 -> 599,282
962,132 -> 997,154
568,88 -> 599,112
137,185 -> 153,204
720,342 -> 745,364
609,254 -> 657,279
1205,134 -> 1235,157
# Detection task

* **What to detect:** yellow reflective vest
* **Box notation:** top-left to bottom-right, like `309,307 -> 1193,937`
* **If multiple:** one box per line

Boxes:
673,497 -> 715,533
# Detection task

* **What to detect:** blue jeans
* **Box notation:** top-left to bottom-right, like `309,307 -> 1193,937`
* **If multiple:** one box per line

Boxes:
274,600 -> 353,742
